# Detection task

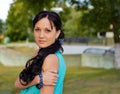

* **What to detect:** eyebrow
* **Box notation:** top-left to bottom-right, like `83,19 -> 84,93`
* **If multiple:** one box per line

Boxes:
34,25 -> 52,30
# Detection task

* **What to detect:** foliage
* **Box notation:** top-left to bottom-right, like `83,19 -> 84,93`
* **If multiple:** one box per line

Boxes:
61,6 -> 95,37
20,0 -> 57,15
0,19 -> 3,34
5,0 -> 57,42
5,0 -> 98,41
60,0 -> 100,37
5,1 -> 29,41
61,8 -> 82,36
81,0 -> 120,43
0,19 -> 5,43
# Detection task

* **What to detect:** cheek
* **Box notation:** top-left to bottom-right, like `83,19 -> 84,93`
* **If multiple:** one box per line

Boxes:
34,32 -> 38,37
34,33 -> 38,41
51,34 -> 57,40
48,35 -> 56,43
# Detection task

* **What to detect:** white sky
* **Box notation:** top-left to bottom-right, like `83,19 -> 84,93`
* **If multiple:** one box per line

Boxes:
0,0 -> 13,21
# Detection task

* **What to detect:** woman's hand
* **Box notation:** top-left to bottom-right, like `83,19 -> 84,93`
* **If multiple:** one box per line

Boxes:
14,70 -> 58,90
42,69 -> 58,86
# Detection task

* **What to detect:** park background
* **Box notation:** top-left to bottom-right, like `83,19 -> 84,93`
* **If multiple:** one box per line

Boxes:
0,0 -> 120,94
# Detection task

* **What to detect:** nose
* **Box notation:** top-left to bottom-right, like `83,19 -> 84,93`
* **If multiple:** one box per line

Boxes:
39,31 -> 44,38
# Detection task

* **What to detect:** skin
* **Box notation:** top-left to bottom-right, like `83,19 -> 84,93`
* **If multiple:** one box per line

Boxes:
34,17 -> 60,48
14,69 -> 58,89
34,17 -> 60,94
14,17 -> 60,94
40,54 -> 59,94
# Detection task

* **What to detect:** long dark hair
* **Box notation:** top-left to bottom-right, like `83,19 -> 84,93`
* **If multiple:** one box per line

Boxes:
19,11 -> 64,85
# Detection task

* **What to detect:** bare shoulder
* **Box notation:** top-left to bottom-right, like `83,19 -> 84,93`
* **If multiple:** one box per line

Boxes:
42,54 -> 59,72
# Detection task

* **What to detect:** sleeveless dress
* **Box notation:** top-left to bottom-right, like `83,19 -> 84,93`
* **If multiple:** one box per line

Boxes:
20,51 -> 66,94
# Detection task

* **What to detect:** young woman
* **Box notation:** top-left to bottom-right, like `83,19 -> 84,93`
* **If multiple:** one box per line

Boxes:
14,11 -> 66,94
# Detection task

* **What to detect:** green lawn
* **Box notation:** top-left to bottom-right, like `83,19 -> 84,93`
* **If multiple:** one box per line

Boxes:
0,65 -> 120,94
64,66 -> 120,94
0,44 -> 119,94
0,64 -> 22,94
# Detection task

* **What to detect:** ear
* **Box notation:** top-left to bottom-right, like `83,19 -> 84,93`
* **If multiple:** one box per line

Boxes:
56,30 -> 61,39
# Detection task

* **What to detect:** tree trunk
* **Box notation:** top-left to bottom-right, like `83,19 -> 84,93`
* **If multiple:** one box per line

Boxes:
114,43 -> 120,69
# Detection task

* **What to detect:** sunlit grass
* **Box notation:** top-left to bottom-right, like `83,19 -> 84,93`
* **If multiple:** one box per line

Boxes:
63,66 -> 120,94
0,65 -> 23,94
0,65 -> 120,94
0,44 -> 118,94
6,46 -> 35,54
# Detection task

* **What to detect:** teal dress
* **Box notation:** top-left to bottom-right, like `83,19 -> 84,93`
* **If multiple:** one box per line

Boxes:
20,51 -> 66,94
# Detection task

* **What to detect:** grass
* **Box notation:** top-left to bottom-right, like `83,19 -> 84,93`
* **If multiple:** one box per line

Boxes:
6,46 -> 35,54
0,43 -> 118,94
0,65 -> 120,94
64,66 -> 120,94
0,65 -> 22,94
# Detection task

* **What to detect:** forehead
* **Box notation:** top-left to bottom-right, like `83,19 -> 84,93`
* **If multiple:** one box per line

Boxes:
36,17 -> 54,27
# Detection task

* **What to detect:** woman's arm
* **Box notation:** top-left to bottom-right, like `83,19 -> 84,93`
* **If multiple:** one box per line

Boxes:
14,75 -> 39,89
14,69 -> 58,90
14,49 -> 58,90
40,54 -> 59,94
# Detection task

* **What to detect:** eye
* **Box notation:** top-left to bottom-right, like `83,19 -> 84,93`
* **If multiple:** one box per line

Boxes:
45,28 -> 51,32
34,28 -> 40,32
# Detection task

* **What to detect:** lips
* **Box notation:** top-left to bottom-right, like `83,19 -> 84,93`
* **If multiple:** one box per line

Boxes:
38,40 -> 46,44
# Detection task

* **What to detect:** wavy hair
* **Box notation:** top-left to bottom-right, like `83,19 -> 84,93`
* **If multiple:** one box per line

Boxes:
19,11 -> 64,85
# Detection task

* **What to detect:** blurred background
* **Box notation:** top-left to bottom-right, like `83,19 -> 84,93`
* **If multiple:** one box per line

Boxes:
0,0 -> 120,94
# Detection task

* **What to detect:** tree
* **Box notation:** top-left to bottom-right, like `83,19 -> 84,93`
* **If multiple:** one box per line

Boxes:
5,0 -> 29,41
5,0 -> 57,41
61,8 -> 83,36
69,0 -> 120,69
0,19 -> 3,34
20,0 -> 57,15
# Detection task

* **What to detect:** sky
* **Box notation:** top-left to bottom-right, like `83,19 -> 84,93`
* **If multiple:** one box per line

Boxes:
0,0 -> 13,21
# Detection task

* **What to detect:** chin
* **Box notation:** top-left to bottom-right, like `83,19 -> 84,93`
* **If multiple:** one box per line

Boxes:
37,42 -> 52,48
38,44 -> 49,48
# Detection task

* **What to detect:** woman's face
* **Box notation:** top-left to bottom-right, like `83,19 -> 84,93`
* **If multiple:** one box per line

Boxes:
34,17 -> 60,48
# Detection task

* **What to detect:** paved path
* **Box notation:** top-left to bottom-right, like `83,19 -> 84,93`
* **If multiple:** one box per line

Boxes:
0,43 -> 113,66
0,43 -> 113,55
63,45 -> 113,54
